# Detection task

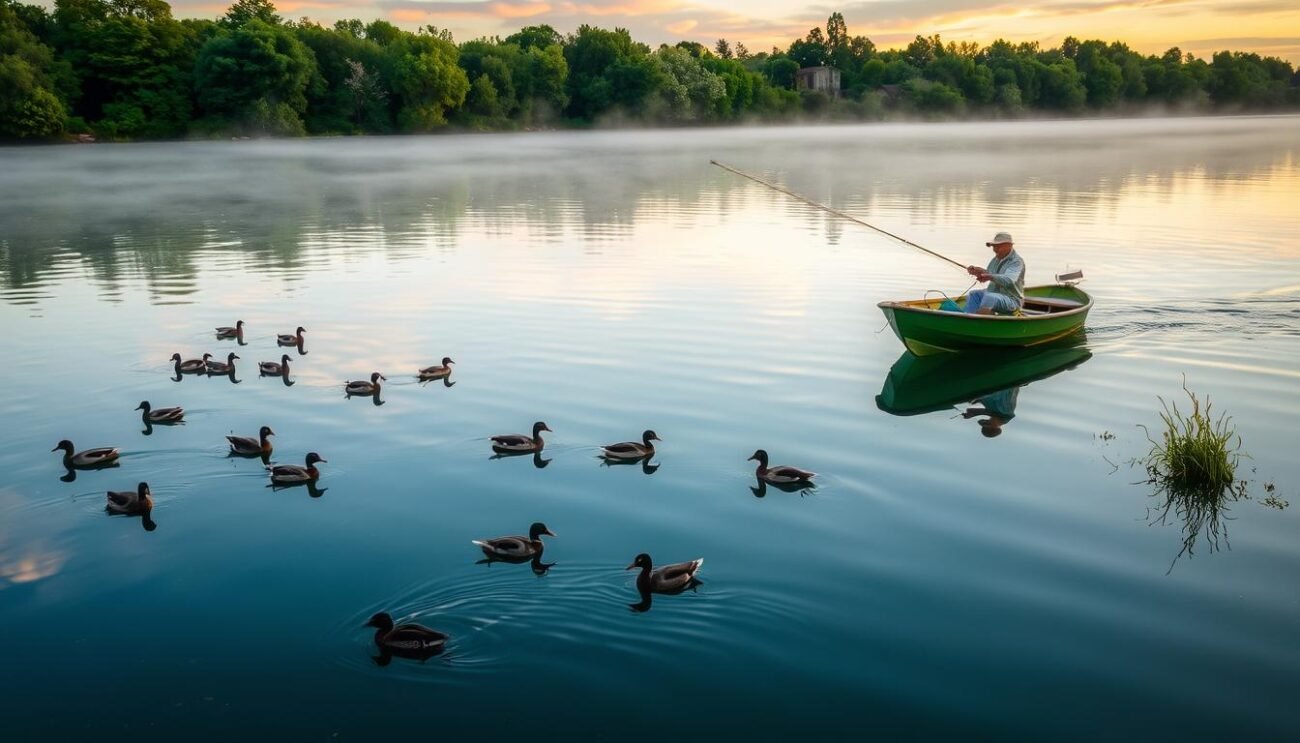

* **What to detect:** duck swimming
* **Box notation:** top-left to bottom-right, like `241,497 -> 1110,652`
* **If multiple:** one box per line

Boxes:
170,353 -> 209,374
602,430 -> 660,460
106,481 -> 152,515
136,401 -> 184,423
345,372 -> 385,396
269,452 -> 325,484
277,326 -> 305,346
472,522 -> 556,560
626,553 -> 703,594
418,357 -> 455,380
227,426 -> 274,456
748,449 -> 816,485
206,352 -> 240,375
215,320 -> 244,338
52,440 -> 120,469
259,355 -> 291,376
364,612 -> 448,657
491,421 -> 551,453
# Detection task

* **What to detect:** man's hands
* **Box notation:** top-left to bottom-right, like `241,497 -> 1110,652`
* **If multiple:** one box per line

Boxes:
967,265 -> 991,282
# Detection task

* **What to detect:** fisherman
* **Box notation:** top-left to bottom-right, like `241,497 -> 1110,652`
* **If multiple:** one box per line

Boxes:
965,232 -> 1025,315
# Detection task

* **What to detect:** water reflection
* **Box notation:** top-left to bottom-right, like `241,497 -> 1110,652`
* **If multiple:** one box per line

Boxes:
489,450 -> 551,469
268,481 -> 328,498
475,553 -> 555,576
4,119 -> 1297,305
876,342 -> 1093,427
750,478 -> 816,498
1143,469 -> 1248,573
599,455 -> 658,475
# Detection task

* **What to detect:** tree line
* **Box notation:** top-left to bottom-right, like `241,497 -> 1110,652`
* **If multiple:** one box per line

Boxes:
2,1 -> 1297,140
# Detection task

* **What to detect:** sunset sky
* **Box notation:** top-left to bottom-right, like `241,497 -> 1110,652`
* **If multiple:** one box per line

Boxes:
164,0 -> 1300,63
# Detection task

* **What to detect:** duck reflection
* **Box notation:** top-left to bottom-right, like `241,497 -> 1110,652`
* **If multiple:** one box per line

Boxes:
750,477 -> 816,498
229,449 -> 273,466
267,480 -> 328,498
490,450 -> 551,468
475,553 -> 556,575
419,376 -> 455,389
599,454 -> 658,475
875,340 -> 1092,436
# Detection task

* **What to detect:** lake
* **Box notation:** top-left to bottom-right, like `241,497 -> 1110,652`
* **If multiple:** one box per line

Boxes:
1,116 -> 1298,740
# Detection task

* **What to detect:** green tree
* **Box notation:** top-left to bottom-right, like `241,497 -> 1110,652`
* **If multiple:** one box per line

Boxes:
221,0 -> 279,28
504,24 -> 559,51
1,1 -> 68,137
764,56 -> 797,88
194,18 -> 315,134
787,27 -> 827,68
651,44 -> 725,121
383,29 -> 469,130
563,25 -> 653,120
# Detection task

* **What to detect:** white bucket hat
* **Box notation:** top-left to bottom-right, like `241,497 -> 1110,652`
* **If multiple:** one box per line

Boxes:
986,231 -> 1013,246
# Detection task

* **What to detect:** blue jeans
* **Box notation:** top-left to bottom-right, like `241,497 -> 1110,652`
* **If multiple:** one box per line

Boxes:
965,289 -> 1020,315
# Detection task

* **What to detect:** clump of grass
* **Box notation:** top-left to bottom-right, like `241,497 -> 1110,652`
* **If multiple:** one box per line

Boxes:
1139,379 -> 1241,496
1138,379 -> 1248,571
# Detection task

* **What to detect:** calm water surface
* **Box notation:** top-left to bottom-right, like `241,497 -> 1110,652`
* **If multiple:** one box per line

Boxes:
1,117 -> 1298,740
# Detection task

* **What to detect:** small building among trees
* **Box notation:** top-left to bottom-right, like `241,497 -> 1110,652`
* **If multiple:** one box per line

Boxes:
795,66 -> 842,97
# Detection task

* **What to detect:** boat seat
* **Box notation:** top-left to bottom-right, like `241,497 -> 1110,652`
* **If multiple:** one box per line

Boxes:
1022,297 -> 1083,313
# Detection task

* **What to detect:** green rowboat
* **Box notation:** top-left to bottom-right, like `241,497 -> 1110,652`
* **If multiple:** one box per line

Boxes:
878,284 -> 1092,356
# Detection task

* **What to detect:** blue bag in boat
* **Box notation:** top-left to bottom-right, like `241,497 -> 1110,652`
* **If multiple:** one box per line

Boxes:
939,298 -> 960,312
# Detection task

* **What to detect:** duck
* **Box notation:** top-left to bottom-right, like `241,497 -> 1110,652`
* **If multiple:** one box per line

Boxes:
277,326 -> 306,346
170,352 -> 209,374
206,352 -> 240,374
345,372 -> 385,396
106,481 -> 152,515
748,449 -> 816,485
491,421 -> 551,453
364,612 -> 448,656
269,452 -> 325,484
52,440 -> 120,468
259,354 -> 291,376
227,426 -> 274,456
418,357 -> 455,380
602,429 -> 660,460
472,522 -> 556,559
626,553 -> 704,594
215,320 -> 244,338
135,401 -> 184,423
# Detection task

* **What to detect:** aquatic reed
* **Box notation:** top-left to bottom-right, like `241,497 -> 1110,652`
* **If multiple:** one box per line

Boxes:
1140,379 -> 1241,496
1139,379 -> 1246,570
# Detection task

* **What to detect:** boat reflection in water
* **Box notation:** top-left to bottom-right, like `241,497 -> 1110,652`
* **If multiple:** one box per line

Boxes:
875,338 -> 1093,437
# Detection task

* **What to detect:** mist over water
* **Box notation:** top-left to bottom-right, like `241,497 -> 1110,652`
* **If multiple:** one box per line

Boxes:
1,116 -> 1298,739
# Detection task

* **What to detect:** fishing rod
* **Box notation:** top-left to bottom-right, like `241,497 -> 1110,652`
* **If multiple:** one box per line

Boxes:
709,160 -> 968,272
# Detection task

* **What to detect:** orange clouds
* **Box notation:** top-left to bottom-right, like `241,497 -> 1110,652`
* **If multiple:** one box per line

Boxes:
492,0 -> 552,18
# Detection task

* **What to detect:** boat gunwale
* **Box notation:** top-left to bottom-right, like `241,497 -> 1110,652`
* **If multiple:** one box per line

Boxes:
877,284 -> 1093,321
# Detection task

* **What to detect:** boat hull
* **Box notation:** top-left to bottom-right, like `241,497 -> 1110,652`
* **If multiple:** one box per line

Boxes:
878,284 -> 1091,356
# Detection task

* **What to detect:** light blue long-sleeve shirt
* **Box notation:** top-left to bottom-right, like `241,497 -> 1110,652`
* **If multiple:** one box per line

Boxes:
985,249 -> 1025,304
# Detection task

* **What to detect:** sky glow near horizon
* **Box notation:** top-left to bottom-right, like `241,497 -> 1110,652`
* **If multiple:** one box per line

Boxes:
110,0 -> 1300,64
